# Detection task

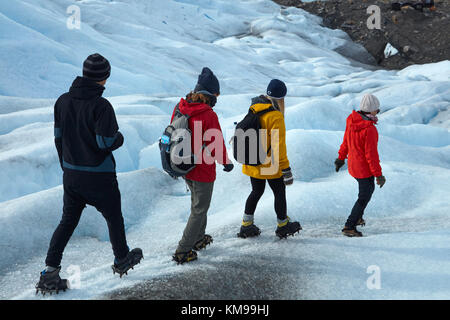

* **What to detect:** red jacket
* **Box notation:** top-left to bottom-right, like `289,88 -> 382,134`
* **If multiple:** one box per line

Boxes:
338,110 -> 382,179
170,98 -> 230,183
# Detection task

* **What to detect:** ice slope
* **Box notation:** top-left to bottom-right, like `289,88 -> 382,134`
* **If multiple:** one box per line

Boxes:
0,0 -> 449,299
0,0 -> 358,99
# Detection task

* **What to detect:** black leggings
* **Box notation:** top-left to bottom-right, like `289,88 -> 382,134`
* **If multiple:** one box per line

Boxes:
245,177 -> 287,221
345,176 -> 375,228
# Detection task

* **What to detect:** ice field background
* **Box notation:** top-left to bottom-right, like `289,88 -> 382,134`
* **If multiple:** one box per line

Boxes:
0,0 -> 449,299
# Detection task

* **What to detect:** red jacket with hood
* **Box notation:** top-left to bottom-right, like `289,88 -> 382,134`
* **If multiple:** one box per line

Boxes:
170,98 -> 230,183
338,110 -> 382,179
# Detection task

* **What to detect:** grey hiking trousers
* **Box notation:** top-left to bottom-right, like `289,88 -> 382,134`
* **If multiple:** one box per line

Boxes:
176,179 -> 214,254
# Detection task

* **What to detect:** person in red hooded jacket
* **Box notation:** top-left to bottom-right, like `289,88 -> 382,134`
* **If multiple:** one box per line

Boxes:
335,93 -> 386,237
171,67 -> 234,264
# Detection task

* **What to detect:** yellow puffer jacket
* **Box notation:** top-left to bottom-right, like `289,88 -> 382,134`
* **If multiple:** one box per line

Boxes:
242,96 -> 290,180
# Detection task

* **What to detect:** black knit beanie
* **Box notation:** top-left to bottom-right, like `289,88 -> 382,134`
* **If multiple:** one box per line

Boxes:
267,79 -> 287,99
83,53 -> 111,82
194,67 -> 220,95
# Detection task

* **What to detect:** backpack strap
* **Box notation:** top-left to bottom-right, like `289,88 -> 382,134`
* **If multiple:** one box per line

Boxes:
254,106 -> 276,116
174,103 -> 189,120
253,105 -> 277,158
174,102 -> 213,120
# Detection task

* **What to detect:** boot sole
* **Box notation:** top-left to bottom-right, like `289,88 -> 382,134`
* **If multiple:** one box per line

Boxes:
237,231 -> 261,239
173,255 -> 198,265
276,228 -> 302,239
36,287 -> 68,296
342,232 -> 363,237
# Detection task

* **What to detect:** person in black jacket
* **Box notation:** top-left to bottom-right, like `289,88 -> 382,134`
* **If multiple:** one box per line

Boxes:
36,54 -> 142,294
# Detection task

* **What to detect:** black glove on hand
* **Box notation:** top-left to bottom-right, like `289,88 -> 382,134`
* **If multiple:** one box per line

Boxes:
335,158 -> 345,172
282,167 -> 294,185
223,163 -> 234,172
376,175 -> 386,188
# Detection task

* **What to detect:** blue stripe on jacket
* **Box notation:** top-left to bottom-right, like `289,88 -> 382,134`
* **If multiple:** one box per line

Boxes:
96,134 -> 118,149
63,154 -> 116,173
54,127 -> 62,138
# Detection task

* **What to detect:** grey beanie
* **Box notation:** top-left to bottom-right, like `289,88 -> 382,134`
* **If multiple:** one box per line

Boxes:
360,94 -> 380,113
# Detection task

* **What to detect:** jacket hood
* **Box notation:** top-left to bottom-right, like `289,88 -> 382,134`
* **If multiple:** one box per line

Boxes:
69,76 -> 105,100
347,110 -> 375,132
178,98 -> 212,117
250,95 -> 277,113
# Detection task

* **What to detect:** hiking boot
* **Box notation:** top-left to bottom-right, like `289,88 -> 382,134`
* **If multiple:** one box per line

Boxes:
276,220 -> 302,239
237,224 -> 261,238
356,218 -> 366,227
193,234 -> 213,251
111,248 -> 143,278
35,267 -> 69,295
173,250 -> 198,265
342,227 -> 363,237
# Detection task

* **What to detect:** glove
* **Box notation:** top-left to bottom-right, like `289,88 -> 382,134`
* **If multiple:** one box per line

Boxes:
376,175 -> 386,188
335,158 -> 345,172
282,167 -> 294,185
223,163 -> 234,172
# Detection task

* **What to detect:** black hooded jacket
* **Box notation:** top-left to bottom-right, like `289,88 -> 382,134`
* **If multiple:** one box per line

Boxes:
54,76 -> 123,174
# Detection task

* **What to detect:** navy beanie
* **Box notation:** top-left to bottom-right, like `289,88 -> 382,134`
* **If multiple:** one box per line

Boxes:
267,79 -> 287,99
194,67 -> 220,95
83,53 -> 111,82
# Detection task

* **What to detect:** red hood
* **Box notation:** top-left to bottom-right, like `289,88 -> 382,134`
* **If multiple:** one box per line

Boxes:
347,110 -> 374,132
178,98 -> 212,117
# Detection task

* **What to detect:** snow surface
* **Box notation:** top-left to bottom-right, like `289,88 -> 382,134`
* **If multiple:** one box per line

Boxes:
0,0 -> 449,300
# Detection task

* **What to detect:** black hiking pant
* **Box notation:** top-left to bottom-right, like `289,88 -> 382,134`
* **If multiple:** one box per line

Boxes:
45,171 -> 129,267
345,176 -> 375,228
245,177 -> 287,221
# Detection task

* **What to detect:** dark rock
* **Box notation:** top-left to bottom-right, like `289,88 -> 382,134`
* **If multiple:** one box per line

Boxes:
273,0 -> 450,70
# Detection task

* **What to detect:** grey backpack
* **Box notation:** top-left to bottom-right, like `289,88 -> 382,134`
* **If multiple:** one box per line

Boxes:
159,104 -> 196,178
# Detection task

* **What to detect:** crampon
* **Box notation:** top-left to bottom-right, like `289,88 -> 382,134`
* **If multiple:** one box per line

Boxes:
356,218 -> 366,227
193,234 -> 213,251
111,248 -> 144,278
275,221 -> 302,239
35,267 -> 70,296
172,250 -> 197,265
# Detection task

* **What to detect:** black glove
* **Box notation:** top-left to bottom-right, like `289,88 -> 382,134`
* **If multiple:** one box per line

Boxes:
376,175 -> 386,188
223,163 -> 234,172
335,158 -> 345,172
282,167 -> 294,185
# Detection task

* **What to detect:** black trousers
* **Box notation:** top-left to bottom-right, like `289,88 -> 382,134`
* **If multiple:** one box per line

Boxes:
45,172 -> 129,267
345,176 -> 375,228
245,177 -> 287,221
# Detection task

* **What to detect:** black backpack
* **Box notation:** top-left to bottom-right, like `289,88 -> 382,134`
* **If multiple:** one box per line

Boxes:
232,106 -> 276,166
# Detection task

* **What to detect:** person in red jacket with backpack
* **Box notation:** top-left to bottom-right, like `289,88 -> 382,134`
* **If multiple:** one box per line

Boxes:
335,93 -> 386,237
171,67 -> 233,264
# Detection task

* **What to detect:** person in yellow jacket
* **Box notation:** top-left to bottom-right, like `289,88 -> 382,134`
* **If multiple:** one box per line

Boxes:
237,79 -> 302,239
